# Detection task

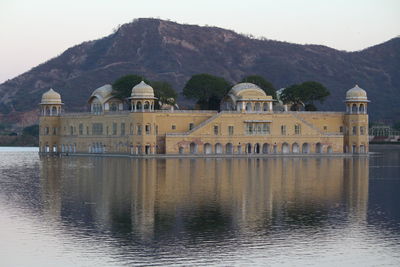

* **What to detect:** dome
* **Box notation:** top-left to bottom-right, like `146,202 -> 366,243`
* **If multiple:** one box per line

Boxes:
346,84 -> 368,101
40,88 -> 62,105
130,81 -> 155,99
91,84 -> 113,99
228,82 -> 271,100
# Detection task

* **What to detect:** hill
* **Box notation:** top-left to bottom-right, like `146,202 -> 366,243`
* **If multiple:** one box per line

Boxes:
0,18 -> 399,127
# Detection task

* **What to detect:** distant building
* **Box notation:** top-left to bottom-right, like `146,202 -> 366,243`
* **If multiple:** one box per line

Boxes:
39,82 -> 369,155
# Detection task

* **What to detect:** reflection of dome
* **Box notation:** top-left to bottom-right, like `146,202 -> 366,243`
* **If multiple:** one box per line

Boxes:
41,88 -> 62,104
346,85 -> 368,101
229,83 -> 267,99
131,81 -> 155,98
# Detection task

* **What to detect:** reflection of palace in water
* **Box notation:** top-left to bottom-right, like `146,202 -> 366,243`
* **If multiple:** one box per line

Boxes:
40,157 -> 369,239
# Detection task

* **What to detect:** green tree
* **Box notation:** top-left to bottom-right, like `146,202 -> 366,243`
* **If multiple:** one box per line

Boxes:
112,74 -> 149,99
150,81 -> 178,106
183,74 -> 231,110
280,81 -> 330,111
22,124 -> 39,137
241,75 -> 277,99
393,121 -> 400,131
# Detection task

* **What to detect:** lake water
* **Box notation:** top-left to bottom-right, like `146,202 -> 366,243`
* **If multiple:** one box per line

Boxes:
0,146 -> 399,266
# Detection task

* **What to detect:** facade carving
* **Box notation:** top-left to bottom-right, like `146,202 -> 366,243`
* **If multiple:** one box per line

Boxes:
39,82 -> 369,156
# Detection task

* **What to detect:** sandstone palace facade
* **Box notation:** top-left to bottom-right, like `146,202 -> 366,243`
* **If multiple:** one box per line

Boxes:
38,82 -> 369,156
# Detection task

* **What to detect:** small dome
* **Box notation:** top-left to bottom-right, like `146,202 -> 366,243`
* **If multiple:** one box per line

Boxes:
130,81 -> 155,98
346,84 -> 368,101
40,88 -> 62,104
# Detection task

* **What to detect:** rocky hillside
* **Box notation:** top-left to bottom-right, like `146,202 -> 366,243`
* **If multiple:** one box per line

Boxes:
0,18 -> 399,126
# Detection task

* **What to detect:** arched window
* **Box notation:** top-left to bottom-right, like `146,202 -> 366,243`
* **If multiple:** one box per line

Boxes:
254,143 -> 261,154
51,106 -> 57,115
262,143 -> 270,154
190,142 -> 198,154
246,143 -> 252,154
204,143 -> 212,154
352,104 -> 358,114
327,146 -> 333,153
263,103 -> 269,111
179,146 -> 184,154
110,103 -> 117,111
292,143 -> 300,153
282,143 -> 290,154
225,143 -> 233,154
144,101 -> 150,110
246,103 -> 252,112
254,103 -> 261,111
316,143 -> 323,153
302,143 -> 310,154
136,101 -> 142,111
359,104 -> 365,114
215,143 -> 223,154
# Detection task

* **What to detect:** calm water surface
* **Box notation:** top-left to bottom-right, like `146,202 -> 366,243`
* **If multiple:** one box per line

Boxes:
0,146 -> 399,266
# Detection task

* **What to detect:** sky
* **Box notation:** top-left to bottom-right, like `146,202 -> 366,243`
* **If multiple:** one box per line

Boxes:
0,0 -> 399,83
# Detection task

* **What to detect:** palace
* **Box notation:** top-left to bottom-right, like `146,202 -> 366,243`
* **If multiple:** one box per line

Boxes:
38,81 -> 369,156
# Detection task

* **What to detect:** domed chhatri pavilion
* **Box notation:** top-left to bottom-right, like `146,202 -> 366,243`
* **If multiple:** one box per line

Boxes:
39,82 -> 369,156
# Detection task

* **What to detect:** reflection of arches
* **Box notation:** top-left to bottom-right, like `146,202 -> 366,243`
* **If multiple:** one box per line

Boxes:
282,143 -> 290,154
246,143 -> 252,154
292,143 -> 300,153
262,143 -> 270,154
316,143 -> 323,153
302,143 -> 310,154
204,143 -> 212,154
225,143 -> 233,154
190,142 -> 198,154
254,143 -> 261,154
215,143 -> 223,154
327,146 -> 333,153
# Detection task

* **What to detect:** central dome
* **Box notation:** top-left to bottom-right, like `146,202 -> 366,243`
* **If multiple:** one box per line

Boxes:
40,88 -> 62,104
130,81 -> 155,98
228,82 -> 270,100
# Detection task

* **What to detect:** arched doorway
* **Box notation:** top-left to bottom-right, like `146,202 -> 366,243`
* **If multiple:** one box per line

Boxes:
204,143 -> 212,154
282,143 -> 290,154
246,143 -> 252,154
225,143 -> 233,154
316,143 -> 323,153
190,142 -> 198,154
254,143 -> 261,154
262,143 -> 269,154
302,143 -> 310,154
215,143 -> 223,154
292,143 -> 300,153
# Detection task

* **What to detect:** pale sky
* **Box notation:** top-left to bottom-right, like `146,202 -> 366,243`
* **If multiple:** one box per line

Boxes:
0,0 -> 399,83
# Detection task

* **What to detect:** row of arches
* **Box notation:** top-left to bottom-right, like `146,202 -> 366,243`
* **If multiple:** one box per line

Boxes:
41,105 -> 61,116
131,100 -> 155,112
181,142 -> 333,155
346,103 -> 367,114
